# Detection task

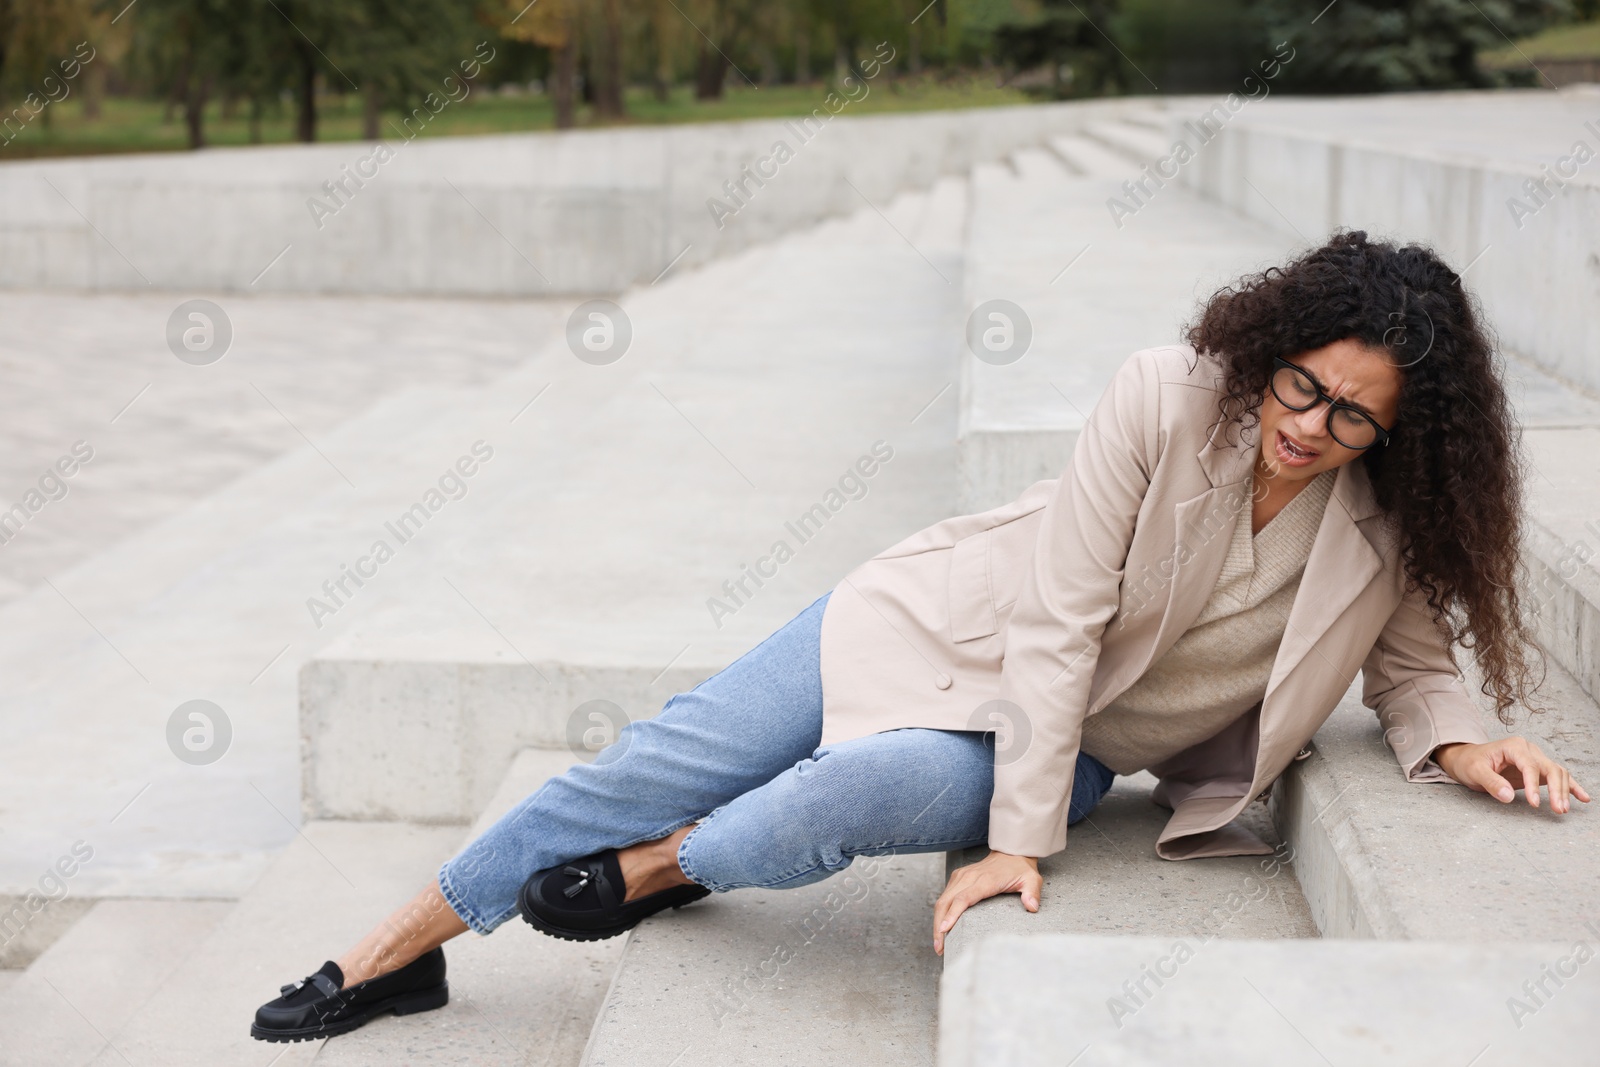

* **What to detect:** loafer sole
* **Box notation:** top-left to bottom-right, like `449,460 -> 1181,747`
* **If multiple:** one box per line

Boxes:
517,881 -> 711,942
249,981 -> 449,1042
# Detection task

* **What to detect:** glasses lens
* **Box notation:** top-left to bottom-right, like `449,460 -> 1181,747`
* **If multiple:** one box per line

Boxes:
1274,365 -> 1318,408
1329,407 -> 1378,449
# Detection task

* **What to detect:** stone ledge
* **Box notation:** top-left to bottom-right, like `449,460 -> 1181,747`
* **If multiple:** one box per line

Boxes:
1271,660 -> 1600,942
938,933 -> 1598,1066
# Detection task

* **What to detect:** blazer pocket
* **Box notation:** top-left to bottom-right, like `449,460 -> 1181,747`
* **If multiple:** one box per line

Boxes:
948,528 -> 998,642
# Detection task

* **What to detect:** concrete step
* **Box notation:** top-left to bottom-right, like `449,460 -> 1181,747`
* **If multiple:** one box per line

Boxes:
312,749 -> 622,1066
958,132 -> 1293,512
300,176 -> 976,828
1519,423 -> 1600,706
1043,133 -> 1143,180
1081,119 -> 1174,167
1273,652 -> 1600,942
1171,88 -> 1600,396
0,175 -> 973,899
939,775 -> 1317,967
0,97 -> 1149,298
939,934 -> 1597,1065
0,894 -> 94,970
581,853 -> 945,1066
87,820 -> 462,1065
0,898 -> 231,1067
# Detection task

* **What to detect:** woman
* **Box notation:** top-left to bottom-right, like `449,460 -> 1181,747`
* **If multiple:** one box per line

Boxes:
251,230 -> 1587,1043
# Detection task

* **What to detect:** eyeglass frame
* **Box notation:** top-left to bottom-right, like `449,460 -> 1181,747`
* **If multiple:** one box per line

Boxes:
1268,356 -> 1392,450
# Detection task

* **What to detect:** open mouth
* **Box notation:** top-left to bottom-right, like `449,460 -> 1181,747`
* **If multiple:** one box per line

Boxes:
1276,430 -> 1319,463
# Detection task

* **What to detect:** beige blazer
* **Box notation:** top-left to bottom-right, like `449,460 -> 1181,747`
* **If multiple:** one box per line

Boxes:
817,344 -> 1490,860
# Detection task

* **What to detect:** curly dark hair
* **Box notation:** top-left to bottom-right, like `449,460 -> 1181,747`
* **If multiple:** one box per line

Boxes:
1182,229 -> 1544,726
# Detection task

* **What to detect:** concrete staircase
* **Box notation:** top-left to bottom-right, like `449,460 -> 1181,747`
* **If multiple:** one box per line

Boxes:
5,93 -> 1600,1066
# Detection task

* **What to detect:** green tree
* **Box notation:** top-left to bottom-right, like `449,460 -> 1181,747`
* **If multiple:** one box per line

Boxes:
339,0 -> 479,139
993,0 -> 1127,96
1248,0 -> 1573,90
0,0 -> 96,127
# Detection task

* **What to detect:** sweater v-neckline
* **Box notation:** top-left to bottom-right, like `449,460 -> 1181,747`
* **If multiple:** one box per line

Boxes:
1251,468 -> 1332,540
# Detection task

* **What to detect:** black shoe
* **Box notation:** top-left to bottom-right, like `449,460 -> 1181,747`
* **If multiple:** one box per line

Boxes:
517,850 -> 712,942
250,946 -> 448,1043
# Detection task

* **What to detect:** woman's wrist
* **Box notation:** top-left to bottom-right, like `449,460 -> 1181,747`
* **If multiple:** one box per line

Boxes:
1432,741 -> 1471,779
987,849 -> 1039,869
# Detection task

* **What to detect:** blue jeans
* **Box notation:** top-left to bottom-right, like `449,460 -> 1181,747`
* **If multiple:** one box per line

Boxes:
437,589 -> 1117,934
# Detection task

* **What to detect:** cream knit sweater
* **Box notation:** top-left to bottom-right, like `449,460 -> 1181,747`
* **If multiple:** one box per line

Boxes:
1079,467 -> 1337,775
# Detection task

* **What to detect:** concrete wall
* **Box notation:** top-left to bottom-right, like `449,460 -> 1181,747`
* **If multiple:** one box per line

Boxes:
1171,110 -> 1600,395
0,98 -> 1146,297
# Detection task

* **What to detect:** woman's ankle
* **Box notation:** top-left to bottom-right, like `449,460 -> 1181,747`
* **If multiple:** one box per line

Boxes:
617,824 -> 698,903
334,879 -> 467,988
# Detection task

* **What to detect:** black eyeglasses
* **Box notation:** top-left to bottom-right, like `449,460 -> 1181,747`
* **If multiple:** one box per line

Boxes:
1269,356 -> 1392,450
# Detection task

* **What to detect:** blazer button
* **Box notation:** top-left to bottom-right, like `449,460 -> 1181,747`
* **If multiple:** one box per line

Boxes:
934,672 -> 952,690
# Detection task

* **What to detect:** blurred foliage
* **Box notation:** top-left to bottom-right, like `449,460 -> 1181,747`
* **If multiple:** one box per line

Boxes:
0,0 -> 1585,155
1247,0 -> 1578,91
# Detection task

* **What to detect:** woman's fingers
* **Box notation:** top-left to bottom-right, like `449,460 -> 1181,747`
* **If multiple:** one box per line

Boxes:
1477,763 -> 1517,803
1550,760 -> 1572,813
1446,737 -> 1587,812
1021,868 -> 1044,912
932,855 -> 1043,955
933,876 -> 984,956
1510,742 -> 1548,808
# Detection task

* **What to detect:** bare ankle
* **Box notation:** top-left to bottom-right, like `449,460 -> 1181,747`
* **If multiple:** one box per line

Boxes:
618,824 -> 697,903
334,879 -> 468,989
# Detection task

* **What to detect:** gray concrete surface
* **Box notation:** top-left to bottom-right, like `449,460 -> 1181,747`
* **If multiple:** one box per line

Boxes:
301,176 -> 971,825
940,775 -> 1317,969
0,894 -> 93,970
956,122 -> 1294,513
582,853 -> 944,1067
0,98 -> 1160,298
939,934 -> 1600,1065
0,178 -> 968,898
0,898 -> 231,1067
1273,652 -> 1599,943
1521,426 -> 1600,705
312,748 -> 622,1067
0,290 -> 569,604
1172,86 -> 1600,395
85,820 -> 460,1066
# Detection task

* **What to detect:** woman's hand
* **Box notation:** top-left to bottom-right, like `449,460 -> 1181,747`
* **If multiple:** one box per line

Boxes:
1433,737 -> 1591,813
932,850 -> 1042,956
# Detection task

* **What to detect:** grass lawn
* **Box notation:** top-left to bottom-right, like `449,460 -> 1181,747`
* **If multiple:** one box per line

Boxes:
0,73 -> 1034,160
1480,18 -> 1600,68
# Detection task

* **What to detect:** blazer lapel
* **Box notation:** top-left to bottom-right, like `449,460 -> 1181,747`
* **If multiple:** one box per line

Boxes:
1128,413 -> 1260,690
1264,451 -> 1385,693
1140,412 -> 1386,702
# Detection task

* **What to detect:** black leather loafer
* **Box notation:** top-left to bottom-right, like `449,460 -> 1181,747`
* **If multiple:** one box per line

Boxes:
250,946 -> 448,1042
517,850 -> 711,942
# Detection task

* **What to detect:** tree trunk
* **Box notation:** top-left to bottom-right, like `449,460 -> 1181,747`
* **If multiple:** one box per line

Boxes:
295,41 -> 317,143
695,41 -> 727,99
83,60 -> 105,120
552,39 -> 577,128
757,43 -> 779,86
249,96 -> 263,143
595,0 -> 625,118
184,78 -> 207,148
795,33 -> 809,83
363,84 -> 381,140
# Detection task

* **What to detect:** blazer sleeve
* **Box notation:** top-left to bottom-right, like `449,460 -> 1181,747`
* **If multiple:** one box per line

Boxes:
1360,579 -> 1491,782
987,348 -> 1161,858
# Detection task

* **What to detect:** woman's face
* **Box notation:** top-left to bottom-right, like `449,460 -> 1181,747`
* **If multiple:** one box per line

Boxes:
1257,338 -> 1404,485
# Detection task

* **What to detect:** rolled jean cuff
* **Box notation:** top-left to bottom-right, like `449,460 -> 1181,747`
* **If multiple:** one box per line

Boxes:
437,858 -> 512,936
674,814 -> 725,893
